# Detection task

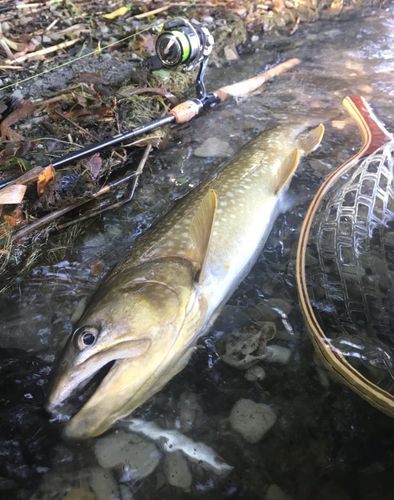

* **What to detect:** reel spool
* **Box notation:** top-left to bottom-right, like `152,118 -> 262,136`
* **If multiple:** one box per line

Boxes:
155,18 -> 214,72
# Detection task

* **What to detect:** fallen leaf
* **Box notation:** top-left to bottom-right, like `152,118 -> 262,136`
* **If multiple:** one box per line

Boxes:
37,164 -> 55,196
0,103 -> 39,141
0,184 -> 27,205
3,215 -> 16,228
72,72 -> 108,86
3,209 -> 26,228
0,96 -> 64,141
0,149 -> 15,168
90,259 -> 105,276
103,6 -> 129,19
85,153 -> 102,178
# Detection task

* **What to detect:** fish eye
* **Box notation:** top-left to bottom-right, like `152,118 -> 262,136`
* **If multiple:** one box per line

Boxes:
75,326 -> 99,350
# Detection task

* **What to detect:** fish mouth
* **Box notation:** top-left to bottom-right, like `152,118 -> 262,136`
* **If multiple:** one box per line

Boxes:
46,338 -> 151,420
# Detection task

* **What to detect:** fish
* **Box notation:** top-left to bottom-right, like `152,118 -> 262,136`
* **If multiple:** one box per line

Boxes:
128,419 -> 233,474
47,122 -> 324,440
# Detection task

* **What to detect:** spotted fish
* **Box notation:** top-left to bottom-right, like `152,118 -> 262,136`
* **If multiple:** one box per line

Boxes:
47,122 -> 324,439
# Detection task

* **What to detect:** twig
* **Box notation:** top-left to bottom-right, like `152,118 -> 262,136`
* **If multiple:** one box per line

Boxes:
11,168 -> 140,242
58,144 -> 152,229
129,144 -> 152,200
45,19 -> 59,33
52,109 -> 99,142
132,5 -> 169,19
16,1 -> 55,8
0,65 -> 25,70
0,38 -> 16,61
6,38 -> 81,64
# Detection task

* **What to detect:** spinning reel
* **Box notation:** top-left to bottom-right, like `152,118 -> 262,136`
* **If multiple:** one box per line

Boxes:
155,18 -> 215,101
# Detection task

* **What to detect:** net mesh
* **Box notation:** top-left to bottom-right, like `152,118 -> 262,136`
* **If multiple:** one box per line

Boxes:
306,140 -> 394,393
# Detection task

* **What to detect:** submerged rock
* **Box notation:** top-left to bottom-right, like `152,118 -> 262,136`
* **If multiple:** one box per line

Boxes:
64,489 -> 96,500
266,484 -> 294,500
93,430 -> 161,481
229,399 -> 277,443
163,451 -> 193,490
218,322 -> 276,369
264,346 -> 292,365
245,365 -> 266,381
194,137 -> 234,158
89,468 -> 119,500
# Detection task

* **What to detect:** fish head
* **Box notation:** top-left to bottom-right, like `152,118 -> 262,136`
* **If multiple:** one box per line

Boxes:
47,258 -> 205,439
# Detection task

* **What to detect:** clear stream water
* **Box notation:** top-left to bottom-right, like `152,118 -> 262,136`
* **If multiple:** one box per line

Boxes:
1,6 -> 394,500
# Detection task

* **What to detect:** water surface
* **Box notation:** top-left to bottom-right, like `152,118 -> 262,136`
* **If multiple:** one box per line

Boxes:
2,6 -> 394,500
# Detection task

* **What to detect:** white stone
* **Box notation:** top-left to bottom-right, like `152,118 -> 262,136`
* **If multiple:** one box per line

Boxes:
229,399 -> 277,443
266,484 -> 294,500
194,137 -> 234,158
224,45 -> 239,61
163,451 -> 192,490
245,365 -> 266,382
88,467 -> 119,500
251,35 -> 259,43
265,346 -> 292,365
93,430 -> 162,481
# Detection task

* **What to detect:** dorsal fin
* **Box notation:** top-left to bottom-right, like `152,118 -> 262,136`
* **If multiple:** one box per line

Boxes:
188,189 -> 217,283
296,123 -> 325,156
275,148 -> 300,195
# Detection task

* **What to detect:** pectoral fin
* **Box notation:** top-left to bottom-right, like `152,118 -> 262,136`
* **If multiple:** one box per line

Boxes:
188,189 -> 217,283
296,123 -> 325,156
275,148 -> 300,195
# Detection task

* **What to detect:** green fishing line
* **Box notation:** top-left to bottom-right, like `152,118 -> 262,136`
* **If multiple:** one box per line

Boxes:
0,26 -> 152,92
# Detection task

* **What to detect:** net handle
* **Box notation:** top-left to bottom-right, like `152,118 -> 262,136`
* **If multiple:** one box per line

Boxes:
296,96 -> 394,416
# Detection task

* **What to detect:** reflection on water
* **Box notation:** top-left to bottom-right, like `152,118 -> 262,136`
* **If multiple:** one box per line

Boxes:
2,6 -> 394,500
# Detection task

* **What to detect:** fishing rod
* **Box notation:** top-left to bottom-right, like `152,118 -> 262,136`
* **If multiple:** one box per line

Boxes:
0,18 -> 300,191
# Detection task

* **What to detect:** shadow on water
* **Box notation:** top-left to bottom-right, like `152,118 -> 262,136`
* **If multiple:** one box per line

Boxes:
2,5 -> 394,500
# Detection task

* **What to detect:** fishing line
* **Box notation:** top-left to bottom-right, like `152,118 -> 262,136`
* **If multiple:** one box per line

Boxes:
0,26 -> 152,92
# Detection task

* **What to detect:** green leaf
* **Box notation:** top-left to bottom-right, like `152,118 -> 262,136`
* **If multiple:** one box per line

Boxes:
153,70 -> 171,80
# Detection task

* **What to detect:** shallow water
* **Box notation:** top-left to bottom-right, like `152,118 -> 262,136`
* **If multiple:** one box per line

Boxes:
2,6 -> 394,500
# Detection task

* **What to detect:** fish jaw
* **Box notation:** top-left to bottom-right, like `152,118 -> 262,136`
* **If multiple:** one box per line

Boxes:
63,343 -> 196,439
46,336 -> 151,418
47,258 -> 206,439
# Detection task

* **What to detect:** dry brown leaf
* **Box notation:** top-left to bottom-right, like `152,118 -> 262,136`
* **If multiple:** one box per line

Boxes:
90,259 -> 105,276
3,209 -> 26,228
3,215 -> 16,228
0,184 -> 27,205
85,153 -> 102,178
72,72 -> 108,86
0,148 -> 15,168
0,103 -> 39,141
37,164 -> 55,196
0,96 -> 64,141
